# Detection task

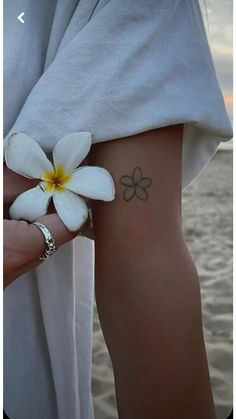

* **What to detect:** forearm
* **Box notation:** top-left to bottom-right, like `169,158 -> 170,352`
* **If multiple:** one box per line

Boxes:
95,239 -> 216,419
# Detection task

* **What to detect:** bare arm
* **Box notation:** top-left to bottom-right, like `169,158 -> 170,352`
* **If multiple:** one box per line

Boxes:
89,125 -> 216,419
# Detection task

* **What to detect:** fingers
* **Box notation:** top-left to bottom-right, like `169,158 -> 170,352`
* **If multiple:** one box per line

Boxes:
31,213 -> 87,250
4,215 -> 88,289
17,214 -> 89,277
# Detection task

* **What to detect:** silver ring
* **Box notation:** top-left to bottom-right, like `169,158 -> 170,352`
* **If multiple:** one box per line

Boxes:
32,222 -> 57,260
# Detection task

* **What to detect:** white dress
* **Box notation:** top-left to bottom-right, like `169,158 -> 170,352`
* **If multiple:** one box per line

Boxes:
4,1 -> 233,418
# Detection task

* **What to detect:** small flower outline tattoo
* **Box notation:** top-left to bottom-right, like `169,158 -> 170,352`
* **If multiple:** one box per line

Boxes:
120,167 -> 152,201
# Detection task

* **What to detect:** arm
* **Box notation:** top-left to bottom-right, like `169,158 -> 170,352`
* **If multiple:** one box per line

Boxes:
89,125 -> 216,419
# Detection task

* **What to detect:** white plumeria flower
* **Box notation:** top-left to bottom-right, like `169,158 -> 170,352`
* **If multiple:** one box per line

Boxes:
5,132 -> 115,231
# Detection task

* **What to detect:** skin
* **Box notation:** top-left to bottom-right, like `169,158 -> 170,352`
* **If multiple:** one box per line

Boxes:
4,126 -> 216,417
88,125 -> 216,419
3,166 -> 87,289
3,215 -> 81,289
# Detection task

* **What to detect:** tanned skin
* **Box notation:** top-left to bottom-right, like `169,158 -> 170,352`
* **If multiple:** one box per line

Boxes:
89,125 -> 216,419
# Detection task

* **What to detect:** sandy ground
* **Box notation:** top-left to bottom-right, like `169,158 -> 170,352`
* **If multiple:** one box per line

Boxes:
91,150 -> 233,419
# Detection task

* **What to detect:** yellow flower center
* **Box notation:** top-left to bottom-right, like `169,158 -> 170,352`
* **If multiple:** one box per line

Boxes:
42,165 -> 71,192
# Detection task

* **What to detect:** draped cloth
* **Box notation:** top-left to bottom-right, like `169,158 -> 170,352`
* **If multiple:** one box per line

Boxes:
4,1 -> 232,418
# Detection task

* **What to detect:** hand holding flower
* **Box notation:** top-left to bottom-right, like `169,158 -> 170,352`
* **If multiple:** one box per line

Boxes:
4,213 -> 88,288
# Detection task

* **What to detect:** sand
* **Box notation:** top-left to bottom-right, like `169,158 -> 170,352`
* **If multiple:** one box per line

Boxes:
91,150 -> 233,419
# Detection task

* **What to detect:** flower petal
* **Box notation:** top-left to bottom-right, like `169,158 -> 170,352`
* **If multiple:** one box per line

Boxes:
139,177 -> 152,188
5,133 -> 54,179
53,132 -> 92,173
124,187 -> 136,201
53,189 -> 88,232
120,175 -> 134,187
9,185 -> 53,221
65,166 -> 115,201
135,186 -> 148,200
133,167 -> 142,183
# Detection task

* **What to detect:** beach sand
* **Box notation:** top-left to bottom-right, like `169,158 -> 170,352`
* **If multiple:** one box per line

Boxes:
91,150 -> 233,419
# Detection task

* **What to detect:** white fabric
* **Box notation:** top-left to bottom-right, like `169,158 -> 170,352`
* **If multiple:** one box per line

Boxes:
4,1 -> 233,418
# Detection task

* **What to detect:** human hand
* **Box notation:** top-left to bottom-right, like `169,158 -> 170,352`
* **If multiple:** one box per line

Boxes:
4,213 -> 87,289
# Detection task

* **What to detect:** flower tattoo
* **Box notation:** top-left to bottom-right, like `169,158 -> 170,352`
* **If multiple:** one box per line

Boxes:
120,167 -> 152,201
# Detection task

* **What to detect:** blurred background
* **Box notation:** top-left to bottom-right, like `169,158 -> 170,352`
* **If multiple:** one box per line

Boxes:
91,1 -> 233,418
